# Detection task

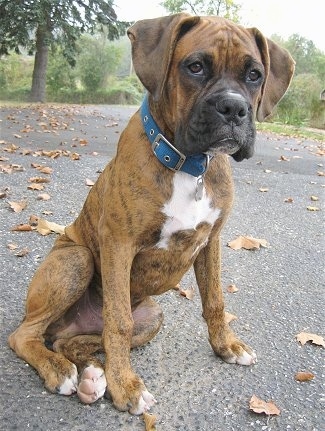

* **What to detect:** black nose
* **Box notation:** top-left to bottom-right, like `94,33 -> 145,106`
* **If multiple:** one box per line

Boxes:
216,93 -> 249,125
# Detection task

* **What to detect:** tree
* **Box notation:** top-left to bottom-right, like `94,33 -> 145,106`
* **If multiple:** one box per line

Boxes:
161,0 -> 241,21
271,33 -> 324,77
0,0 -> 128,102
77,35 -> 122,91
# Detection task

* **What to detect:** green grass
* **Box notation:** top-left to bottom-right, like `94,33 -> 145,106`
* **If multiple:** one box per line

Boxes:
257,122 -> 324,142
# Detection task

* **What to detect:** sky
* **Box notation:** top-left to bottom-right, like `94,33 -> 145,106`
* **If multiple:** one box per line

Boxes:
114,0 -> 325,52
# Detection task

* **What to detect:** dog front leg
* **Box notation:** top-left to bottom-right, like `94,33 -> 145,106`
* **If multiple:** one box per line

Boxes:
100,243 -> 156,414
194,235 -> 256,365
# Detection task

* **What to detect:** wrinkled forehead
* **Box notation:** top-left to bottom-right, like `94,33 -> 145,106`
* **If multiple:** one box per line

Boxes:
175,17 -> 262,65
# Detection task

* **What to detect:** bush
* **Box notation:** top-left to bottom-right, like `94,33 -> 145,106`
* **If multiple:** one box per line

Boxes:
274,73 -> 324,127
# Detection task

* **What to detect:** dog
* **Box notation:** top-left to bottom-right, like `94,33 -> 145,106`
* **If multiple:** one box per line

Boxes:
9,14 -> 294,414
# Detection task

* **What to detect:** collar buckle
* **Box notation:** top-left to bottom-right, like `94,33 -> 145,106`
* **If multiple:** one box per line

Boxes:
152,133 -> 187,172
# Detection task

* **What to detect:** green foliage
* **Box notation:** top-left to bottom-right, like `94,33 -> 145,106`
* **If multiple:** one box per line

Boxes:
77,35 -> 122,92
0,53 -> 33,90
273,74 -> 324,127
161,0 -> 241,21
0,0 -> 129,60
47,62 -> 76,96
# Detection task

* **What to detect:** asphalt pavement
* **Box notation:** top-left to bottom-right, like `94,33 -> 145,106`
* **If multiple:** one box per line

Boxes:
0,103 -> 324,431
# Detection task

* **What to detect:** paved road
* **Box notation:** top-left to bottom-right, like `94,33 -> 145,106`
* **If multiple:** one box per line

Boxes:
0,104 -> 324,431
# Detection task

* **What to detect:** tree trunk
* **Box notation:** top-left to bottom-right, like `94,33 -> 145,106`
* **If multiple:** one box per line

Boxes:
30,25 -> 50,102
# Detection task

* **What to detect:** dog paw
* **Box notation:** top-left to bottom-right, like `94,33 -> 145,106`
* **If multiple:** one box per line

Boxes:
57,364 -> 78,395
224,349 -> 257,366
129,390 -> 157,415
77,365 -> 107,404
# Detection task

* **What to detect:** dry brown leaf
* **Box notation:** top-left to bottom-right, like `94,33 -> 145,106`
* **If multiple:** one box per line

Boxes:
227,284 -> 239,293
143,412 -> 157,431
79,138 -> 88,146
294,371 -> 315,382
28,183 -> 44,191
9,200 -> 27,213
28,176 -> 50,183
7,243 -> 18,250
225,311 -> 237,324
179,287 -> 195,300
29,214 -> 39,226
296,332 -> 325,347
11,223 -> 33,232
284,197 -> 294,203
15,247 -> 30,257
249,395 -> 280,416
70,152 -> 80,160
38,166 -> 53,174
37,193 -> 51,201
227,236 -> 268,250
279,155 -> 290,161
85,178 -> 95,186
36,218 -> 65,236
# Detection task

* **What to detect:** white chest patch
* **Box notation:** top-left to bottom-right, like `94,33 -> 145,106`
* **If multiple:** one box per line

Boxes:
157,172 -> 221,249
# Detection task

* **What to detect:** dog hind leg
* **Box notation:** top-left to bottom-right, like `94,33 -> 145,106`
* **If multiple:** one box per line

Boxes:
8,240 -> 94,395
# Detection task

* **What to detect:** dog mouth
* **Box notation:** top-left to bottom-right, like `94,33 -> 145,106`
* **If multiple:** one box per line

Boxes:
205,138 -> 240,156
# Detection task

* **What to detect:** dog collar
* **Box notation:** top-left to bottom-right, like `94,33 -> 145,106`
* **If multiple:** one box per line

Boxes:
141,95 -> 210,177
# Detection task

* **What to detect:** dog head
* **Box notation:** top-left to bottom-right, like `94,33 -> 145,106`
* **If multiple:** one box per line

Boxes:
128,14 -> 295,161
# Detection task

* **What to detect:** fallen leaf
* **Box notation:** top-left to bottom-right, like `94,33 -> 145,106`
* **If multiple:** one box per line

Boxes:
227,236 -> 268,250
36,218 -> 65,236
249,395 -> 280,416
29,214 -> 39,226
37,193 -> 51,201
36,166 -> 53,174
294,371 -> 315,382
143,412 -> 157,431
317,171 -> 324,176
259,188 -> 269,192
11,223 -> 33,232
225,311 -> 238,324
79,138 -> 88,146
28,183 -> 44,191
70,152 -> 80,160
310,196 -> 319,201
28,176 -> 50,183
179,287 -> 195,300
7,243 -> 18,250
15,247 -> 30,257
9,200 -> 27,213
307,206 -> 320,211
227,284 -> 239,293
85,178 -> 95,186
279,155 -> 290,161
296,332 -> 325,347
284,197 -> 294,203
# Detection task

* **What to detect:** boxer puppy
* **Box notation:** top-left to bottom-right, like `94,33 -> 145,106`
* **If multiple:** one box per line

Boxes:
9,14 -> 294,414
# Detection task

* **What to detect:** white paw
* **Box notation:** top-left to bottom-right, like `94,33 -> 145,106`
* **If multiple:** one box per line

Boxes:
225,350 -> 257,366
77,365 -> 107,404
58,364 -> 78,395
129,390 -> 157,415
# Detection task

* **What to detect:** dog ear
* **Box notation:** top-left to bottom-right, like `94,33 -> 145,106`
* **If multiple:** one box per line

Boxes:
250,28 -> 295,121
127,13 -> 200,100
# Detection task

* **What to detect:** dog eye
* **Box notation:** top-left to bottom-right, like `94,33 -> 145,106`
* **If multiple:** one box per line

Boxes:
188,62 -> 204,75
247,69 -> 262,82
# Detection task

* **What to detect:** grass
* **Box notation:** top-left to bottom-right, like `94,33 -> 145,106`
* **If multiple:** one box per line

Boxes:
257,122 -> 324,142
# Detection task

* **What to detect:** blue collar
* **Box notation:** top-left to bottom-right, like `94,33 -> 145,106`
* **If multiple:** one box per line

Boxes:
140,96 -> 210,177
